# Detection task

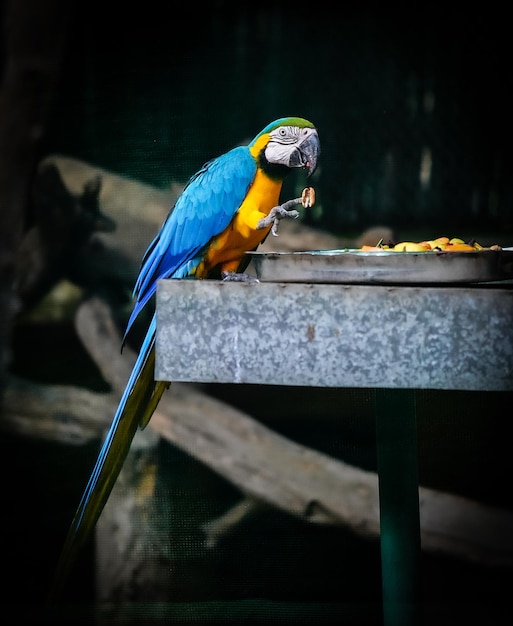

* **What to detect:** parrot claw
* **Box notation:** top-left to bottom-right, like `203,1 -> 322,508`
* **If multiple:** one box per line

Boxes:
257,202 -> 300,236
222,271 -> 259,283
256,188 -> 315,236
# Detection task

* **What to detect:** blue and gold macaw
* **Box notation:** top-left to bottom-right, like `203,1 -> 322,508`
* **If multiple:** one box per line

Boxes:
50,117 -> 320,597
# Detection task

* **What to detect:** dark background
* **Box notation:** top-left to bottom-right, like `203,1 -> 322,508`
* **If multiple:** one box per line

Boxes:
38,1 -> 513,237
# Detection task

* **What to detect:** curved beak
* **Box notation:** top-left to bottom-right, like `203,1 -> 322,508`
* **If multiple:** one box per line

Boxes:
289,129 -> 320,177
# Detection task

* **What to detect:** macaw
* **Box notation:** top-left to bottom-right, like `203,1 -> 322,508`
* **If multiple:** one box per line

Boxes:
50,117 -> 320,598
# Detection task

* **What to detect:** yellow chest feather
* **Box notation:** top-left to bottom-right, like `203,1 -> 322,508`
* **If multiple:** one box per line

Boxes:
196,169 -> 282,276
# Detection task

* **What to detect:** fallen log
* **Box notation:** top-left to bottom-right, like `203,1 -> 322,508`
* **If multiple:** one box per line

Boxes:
2,374 -> 115,445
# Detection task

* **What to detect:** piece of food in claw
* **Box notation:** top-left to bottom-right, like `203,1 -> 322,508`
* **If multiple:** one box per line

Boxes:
301,187 -> 315,208
393,241 -> 430,252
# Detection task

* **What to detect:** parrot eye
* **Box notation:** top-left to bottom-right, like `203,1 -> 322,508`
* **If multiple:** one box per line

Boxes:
279,128 -> 287,136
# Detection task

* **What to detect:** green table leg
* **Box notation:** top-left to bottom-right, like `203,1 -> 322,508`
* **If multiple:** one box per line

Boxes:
375,388 -> 421,625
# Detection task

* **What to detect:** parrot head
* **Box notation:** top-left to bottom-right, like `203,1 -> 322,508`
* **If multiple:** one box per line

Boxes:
249,117 -> 320,178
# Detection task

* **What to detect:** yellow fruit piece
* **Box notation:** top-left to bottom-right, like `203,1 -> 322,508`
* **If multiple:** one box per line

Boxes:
420,237 -> 448,250
393,242 -> 430,252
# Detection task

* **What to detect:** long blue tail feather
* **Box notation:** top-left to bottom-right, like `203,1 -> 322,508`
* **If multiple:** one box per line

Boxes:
48,314 -> 165,602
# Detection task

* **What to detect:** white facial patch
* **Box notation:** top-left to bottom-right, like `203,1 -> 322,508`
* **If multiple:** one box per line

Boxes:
265,126 -> 302,166
264,126 -> 316,168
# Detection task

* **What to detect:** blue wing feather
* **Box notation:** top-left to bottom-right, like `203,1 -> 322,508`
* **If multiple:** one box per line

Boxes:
125,145 -> 256,337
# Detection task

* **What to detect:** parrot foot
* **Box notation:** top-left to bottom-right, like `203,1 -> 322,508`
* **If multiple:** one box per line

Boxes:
222,271 -> 259,283
256,189 -> 315,237
257,199 -> 301,236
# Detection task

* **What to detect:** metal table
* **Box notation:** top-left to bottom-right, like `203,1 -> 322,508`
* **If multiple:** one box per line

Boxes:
155,280 -> 513,625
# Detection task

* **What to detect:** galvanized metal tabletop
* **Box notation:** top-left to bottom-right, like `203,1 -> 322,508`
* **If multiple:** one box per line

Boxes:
155,281 -> 513,392
155,279 -> 513,626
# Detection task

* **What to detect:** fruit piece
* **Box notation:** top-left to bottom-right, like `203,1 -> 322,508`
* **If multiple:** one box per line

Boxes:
444,242 -> 477,251
393,242 -> 430,252
423,236 -> 451,250
420,239 -> 447,250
